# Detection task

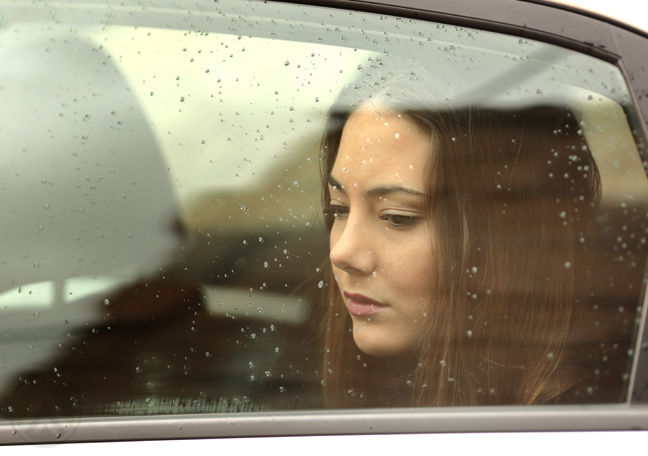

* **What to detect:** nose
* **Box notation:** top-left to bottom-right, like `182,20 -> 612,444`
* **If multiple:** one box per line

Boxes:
329,216 -> 375,275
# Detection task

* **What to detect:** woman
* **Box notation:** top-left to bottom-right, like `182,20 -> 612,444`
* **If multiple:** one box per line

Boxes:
318,62 -> 606,407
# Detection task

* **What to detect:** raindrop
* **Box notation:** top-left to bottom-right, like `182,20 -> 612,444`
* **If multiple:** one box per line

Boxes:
466,330 -> 473,338
274,347 -> 280,353
258,237 -> 264,243
564,261 -> 571,269
279,386 -> 285,393
318,280 -> 324,289
284,60 -> 290,66
239,205 -> 248,213
357,64 -> 363,71
264,262 -> 269,268
180,96 -> 185,102
315,97 -> 319,103
104,299 -> 110,306
471,267 -> 477,273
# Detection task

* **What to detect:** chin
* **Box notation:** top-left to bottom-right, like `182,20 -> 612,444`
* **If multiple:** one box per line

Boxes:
352,327 -> 416,358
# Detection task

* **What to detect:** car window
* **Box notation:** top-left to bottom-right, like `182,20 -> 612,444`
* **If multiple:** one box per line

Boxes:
1,0 -> 647,423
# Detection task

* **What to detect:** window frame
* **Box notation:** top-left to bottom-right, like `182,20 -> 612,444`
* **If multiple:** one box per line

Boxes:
2,0 -> 648,445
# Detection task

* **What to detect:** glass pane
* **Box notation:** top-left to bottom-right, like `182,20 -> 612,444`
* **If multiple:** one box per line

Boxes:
0,0 -> 646,418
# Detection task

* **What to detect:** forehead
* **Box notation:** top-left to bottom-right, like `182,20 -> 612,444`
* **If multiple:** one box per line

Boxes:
332,110 -> 432,188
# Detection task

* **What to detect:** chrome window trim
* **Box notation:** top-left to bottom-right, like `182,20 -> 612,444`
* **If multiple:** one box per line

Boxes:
2,405 -> 648,444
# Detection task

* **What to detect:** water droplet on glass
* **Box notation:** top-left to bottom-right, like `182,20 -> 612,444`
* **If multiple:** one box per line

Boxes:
284,60 -> 290,66
264,262 -> 269,268
357,64 -> 363,71
104,299 -> 110,306
466,330 -> 473,338
564,261 -> 571,269
318,280 -> 324,289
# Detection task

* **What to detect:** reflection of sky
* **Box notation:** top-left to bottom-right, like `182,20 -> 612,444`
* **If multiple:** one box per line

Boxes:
88,24 -> 648,208
91,27 -> 373,202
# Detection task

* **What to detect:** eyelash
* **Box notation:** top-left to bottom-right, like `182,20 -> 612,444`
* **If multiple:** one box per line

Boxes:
324,205 -> 420,227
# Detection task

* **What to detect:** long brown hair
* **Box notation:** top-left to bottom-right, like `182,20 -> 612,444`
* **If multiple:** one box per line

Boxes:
319,64 -> 602,407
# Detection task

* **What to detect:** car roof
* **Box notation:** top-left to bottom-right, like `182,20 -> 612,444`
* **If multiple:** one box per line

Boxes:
540,0 -> 648,34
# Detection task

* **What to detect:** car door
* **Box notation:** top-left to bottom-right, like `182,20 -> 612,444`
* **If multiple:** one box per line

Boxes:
1,0 -> 648,449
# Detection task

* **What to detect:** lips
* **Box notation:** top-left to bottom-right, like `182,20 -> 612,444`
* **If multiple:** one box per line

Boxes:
344,291 -> 388,316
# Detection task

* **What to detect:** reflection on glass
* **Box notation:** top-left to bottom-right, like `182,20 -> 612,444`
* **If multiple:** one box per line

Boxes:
0,0 -> 646,418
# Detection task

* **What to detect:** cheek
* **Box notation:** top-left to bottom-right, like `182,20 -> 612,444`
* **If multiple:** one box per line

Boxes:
398,239 -> 434,293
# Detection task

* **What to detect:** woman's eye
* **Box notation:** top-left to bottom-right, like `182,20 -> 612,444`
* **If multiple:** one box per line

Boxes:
381,213 -> 419,227
324,205 -> 349,220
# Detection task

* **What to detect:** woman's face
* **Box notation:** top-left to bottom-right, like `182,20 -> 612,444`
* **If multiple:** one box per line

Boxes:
328,109 -> 434,357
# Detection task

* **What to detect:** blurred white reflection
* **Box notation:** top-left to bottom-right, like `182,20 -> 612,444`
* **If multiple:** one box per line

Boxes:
64,275 -> 136,304
0,281 -> 54,310
202,285 -> 310,323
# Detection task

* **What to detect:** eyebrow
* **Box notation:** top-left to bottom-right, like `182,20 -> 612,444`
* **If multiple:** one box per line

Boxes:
327,175 -> 427,198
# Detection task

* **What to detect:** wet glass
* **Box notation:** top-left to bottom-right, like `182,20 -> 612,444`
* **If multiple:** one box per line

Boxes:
0,0 -> 646,418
